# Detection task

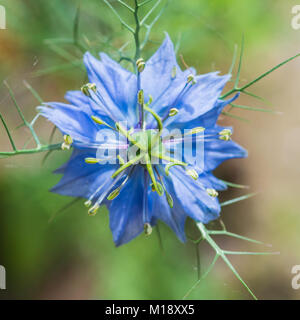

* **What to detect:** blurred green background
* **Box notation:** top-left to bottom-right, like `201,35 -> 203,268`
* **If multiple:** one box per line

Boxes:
0,0 -> 300,299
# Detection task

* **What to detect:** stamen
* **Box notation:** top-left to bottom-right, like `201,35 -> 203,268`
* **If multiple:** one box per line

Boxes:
185,127 -> 205,136
152,182 -> 164,195
152,152 -> 187,167
88,203 -> 99,216
107,173 -> 130,201
187,74 -> 197,85
138,89 -> 144,105
219,129 -> 232,141
206,188 -> 219,197
91,115 -> 105,125
61,134 -> 73,150
171,66 -> 177,79
155,166 -> 174,209
107,188 -> 120,200
84,157 -> 104,164
144,223 -> 152,236
83,84 -> 120,122
186,168 -> 199,180
91,115 -> 115,130
166,192 -> 174,208
168,108 -> 179,117
136,58 -> 145,73
84,200 -> 92,207
81,83 -> 97,97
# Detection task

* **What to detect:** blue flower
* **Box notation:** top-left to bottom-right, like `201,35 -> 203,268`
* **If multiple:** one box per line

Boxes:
39,35 -> 247,246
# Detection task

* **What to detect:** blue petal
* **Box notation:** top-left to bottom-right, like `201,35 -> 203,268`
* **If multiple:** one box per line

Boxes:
142,34 -> 191,115
204,133 -> 248,171
165,77 -> 233,133
149,190 -> 187,242
39,103 -> 99,144
39,102 -> 120,149
108,167 -> 145,246
170,94 -> 240,131
51,149 -> 117,199
166,166 -> 221,224
83,52 -> 137,125
197,172 -> 228,191
64,90 -> 90,112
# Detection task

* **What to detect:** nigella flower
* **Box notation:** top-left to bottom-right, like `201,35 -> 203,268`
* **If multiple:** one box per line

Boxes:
39,34 -> 247,246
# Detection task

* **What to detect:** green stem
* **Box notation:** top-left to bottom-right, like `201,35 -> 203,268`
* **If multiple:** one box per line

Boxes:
0,143 -> 62,158
134,0 -> 141,61
4,81 -> 41,148
221,52 -> 300,100
0,113 -> 17,151
196,222 -> 258,300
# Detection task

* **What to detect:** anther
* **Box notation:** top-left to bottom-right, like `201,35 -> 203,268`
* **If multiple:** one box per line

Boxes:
138,89 -> 144,105
206,188 -> 219,197
136,58 -> 145,73
85,157 -> 101,164
61,134 -> 73,150
186,169 -> 198,180
91,115 -> 105,125
168,108 -> 179,117
81,83 -> 97,97
187,74 -> 197,85
219,128 -> 232,141
166,193 -> 174,208
84,200 -> 92,207
144,223 -> 152,236
88,204 -> 99,216
171,66 -> 177,79
150,182 -> 164,196
107,188 -> 120,200
185,127 -> 205,136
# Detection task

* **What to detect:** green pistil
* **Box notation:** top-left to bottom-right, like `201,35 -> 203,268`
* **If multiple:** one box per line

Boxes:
144,105 -> 163,132
110,96 -> 187,196
111,152 -> 145,178
145,153 -> 162,195
165,162 -> 188,176
116,122 -> 146,152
